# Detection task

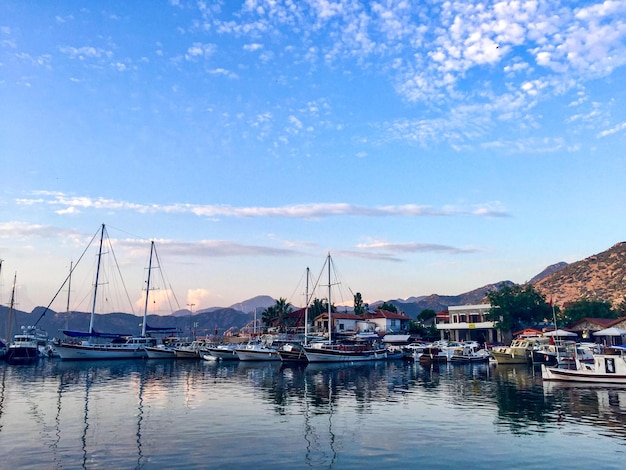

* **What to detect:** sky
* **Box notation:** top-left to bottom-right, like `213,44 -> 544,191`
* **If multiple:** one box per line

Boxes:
1,0 -> 626,315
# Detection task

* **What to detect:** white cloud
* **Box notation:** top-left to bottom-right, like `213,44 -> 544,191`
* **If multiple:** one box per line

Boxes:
17,191 -> 510,219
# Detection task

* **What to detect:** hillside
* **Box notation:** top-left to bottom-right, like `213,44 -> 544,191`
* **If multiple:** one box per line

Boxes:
534,242 -> 626,307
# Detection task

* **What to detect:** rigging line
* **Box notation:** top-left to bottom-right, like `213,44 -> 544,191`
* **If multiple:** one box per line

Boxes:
287,268 -> 308,307
153,243 -> 182,311
104,225 -> 137,316
34,226 -> 101,326
104,224 -> 148,242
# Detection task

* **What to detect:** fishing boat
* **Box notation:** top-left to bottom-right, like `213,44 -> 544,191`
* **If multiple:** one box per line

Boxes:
54,226 -> 164,360
541,346 -> 626,383
303,254 -> 388,363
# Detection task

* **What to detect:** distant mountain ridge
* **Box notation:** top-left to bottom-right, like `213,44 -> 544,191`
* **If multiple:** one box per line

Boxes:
6,241 -> 626,335
534,242 -> 626,306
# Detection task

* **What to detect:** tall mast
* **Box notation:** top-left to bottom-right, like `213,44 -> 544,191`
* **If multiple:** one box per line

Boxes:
89,224 -> 106,334
66,261 -> 73,313
7,272 -> 16,341
327,253 -> 332,344
142,241 -> 155,337
304,267 -> 310,346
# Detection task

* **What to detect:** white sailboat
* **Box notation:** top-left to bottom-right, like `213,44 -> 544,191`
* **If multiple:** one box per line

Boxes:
303,254 -> 388,363
54,225 -> 161,360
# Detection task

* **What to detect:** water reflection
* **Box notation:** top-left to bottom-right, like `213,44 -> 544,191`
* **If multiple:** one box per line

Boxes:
2,359 -> 626,468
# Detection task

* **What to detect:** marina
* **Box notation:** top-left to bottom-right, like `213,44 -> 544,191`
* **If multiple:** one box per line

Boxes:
2,357 -> 626,468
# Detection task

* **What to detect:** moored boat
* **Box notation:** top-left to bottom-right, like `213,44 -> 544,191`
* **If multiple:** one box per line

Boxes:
449,343 -> 491,363
203,343 -> 239,361
278,343 -> 308,362
542,346 -> 626,383
5,325 -> 49,365
53,228 -> 175,361
235,339 -> 280,361
490,336 -> 549,364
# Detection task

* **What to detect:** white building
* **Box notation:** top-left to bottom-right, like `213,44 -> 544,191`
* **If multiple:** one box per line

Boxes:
435,304 -> 501,344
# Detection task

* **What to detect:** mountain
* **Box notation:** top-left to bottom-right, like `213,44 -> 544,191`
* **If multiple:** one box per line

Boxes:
1,307 -> 254,340
386,281 -> 516,319
527,262 -> 568,284
7,241 -> 626,336
228,295 -> 276,313
533,242 -> 626,306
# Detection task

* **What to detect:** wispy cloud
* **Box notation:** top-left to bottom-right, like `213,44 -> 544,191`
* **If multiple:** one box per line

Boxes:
17,191 -> 510,219
356,240 -> 478,255
0,221 -> 81,239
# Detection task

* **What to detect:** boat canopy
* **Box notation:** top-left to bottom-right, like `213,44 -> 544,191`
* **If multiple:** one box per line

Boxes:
62,328 -> 128,339
145,324 -> 178,333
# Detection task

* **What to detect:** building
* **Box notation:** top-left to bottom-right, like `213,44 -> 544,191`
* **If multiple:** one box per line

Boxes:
435,304 -> 501,344
312,309 -> 411,336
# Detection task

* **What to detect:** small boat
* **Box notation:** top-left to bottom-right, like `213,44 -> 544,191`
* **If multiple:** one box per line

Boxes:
203,343 -> 240,361
449,343 -> 491,363
490,336 -> 549,364
278,343 -> 308,362
542,346 -> 626,383
235,338 -> 281,361
145,344 -> 177,359
174,341 -> 202,359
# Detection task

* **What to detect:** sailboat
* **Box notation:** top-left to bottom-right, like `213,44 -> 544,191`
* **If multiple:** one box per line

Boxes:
303,254 -> 388,363
5,272 -> 49,364
278,267 -> 312,363
54,225 -> 162,360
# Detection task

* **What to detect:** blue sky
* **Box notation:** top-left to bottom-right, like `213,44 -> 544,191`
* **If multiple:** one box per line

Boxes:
1,0 -> 626,314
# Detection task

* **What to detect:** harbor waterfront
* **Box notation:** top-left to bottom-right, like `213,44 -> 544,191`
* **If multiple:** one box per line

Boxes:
2,359 -> 626,469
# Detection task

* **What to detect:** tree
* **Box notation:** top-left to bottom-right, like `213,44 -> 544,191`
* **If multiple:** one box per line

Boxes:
261,297 -> 293,329
562,299 -> 616,325
379,301 -> 398,313
417,308 -> 437,323
261,305 -> 278,327
309,298 -> 333,319
353,292 -> 366,316
614,296 -> 626,317
485,284 -> 551,333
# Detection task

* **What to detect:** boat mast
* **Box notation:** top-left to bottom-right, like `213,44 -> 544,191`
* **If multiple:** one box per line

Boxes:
327,253 -> 332,345
550,296 -> 561,365
88,224 -> 106,334
7,272 -> 16,341
141,241 -> 155,338
304,267 -> 310,346
66,261 -> 73,313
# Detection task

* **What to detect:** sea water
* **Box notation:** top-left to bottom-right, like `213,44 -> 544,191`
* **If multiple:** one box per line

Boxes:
1,358 -> 625,469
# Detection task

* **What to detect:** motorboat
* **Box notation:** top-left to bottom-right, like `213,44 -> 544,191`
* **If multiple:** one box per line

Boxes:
203,343 -> 240,361
490,337 -> 550,364
5,325 -> 49,365
235,339 -> 281,361
449,343 -> 491,363
542,346 -> 626,383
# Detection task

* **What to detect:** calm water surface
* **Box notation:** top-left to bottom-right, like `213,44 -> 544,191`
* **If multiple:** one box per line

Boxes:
1,358 -> 626,469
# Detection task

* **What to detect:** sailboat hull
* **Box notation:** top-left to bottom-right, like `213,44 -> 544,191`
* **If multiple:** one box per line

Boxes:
54,343 -> 148,360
